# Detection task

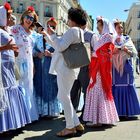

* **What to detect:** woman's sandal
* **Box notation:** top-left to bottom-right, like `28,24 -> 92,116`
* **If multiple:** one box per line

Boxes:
56,128 -> 77,137
75,124 -> 85,134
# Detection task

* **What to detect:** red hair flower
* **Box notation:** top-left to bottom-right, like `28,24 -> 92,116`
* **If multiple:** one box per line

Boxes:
50,17 -> 55,21
4,2 -> 12,11
27,6 -> 34,12
49,17 -> 57,24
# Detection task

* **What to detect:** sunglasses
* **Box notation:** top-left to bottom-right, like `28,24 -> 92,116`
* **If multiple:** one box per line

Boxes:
47,25 -> 56,30
24,15 -> 34,22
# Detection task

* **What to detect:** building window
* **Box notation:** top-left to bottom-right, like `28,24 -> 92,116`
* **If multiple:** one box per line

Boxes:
138,23 -> 140,30
44,6 -> 53,17
137,39 -> 140,50
138,11 -> 140,18
17,3 -> 25,14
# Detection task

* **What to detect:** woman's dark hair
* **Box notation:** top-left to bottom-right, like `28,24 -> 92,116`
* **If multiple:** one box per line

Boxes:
114,22 -> 122,28
97,19 -> 103,26
68,7 -> 87,26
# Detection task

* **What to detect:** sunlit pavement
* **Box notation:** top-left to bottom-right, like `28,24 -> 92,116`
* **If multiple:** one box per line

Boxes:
0,76 -> 140,140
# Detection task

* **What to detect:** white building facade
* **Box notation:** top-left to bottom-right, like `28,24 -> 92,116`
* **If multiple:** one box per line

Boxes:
125,2 -> 140,51
0,0 -> 93,35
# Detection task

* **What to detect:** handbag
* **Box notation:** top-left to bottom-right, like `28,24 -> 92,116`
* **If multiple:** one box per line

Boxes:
62,28 -> 91,69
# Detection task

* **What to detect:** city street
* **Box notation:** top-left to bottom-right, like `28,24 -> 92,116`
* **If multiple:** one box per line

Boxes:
0,76 -> 140,140
0,1 -> 140,140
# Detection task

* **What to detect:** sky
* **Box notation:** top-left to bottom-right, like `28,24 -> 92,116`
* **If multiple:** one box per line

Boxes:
80,0 -> 138,29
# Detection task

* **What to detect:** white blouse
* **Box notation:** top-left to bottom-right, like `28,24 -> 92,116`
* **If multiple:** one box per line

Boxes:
45,27 -> 84,77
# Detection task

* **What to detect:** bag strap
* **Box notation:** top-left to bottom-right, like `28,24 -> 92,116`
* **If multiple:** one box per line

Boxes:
43,35 -> 46,52
79,28 -> 83,43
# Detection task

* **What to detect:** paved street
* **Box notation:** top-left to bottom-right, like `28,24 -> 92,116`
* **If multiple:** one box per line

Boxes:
0,76 -> 140,140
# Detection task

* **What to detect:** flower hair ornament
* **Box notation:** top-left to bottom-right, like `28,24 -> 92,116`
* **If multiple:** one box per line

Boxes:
50,17 -> 55,21
4,2 -> 12,13
0,2 -> 13,26
48,17 -> 57,25
27,6 -> 35,12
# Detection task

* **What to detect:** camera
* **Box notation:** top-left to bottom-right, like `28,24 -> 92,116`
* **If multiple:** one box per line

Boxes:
35,22 -> 44,31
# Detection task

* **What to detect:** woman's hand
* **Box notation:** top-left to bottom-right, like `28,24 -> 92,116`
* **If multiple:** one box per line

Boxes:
37,52 -> 44,59
41,29 -> 54,36
2,39 -> 18,51
4,39 -> 13,50
11,45 -> 19,51
40,30 -> 48,36
122,46 -> 128,52
44,50 -> 52,57
122,46 -> 132,55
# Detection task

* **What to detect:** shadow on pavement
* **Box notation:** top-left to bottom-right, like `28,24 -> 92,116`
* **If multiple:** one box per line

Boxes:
0,116 -> 116,140
23,123 -> 114,140
0,117 -> 65,140
0,128 -> 24,140
119,116 -> 139,122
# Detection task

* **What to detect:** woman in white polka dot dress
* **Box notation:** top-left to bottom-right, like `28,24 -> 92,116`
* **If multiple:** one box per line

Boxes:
83,17 -> 119,127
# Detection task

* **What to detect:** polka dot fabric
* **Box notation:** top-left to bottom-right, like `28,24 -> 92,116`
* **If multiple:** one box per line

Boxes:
83,73 -> 119,125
